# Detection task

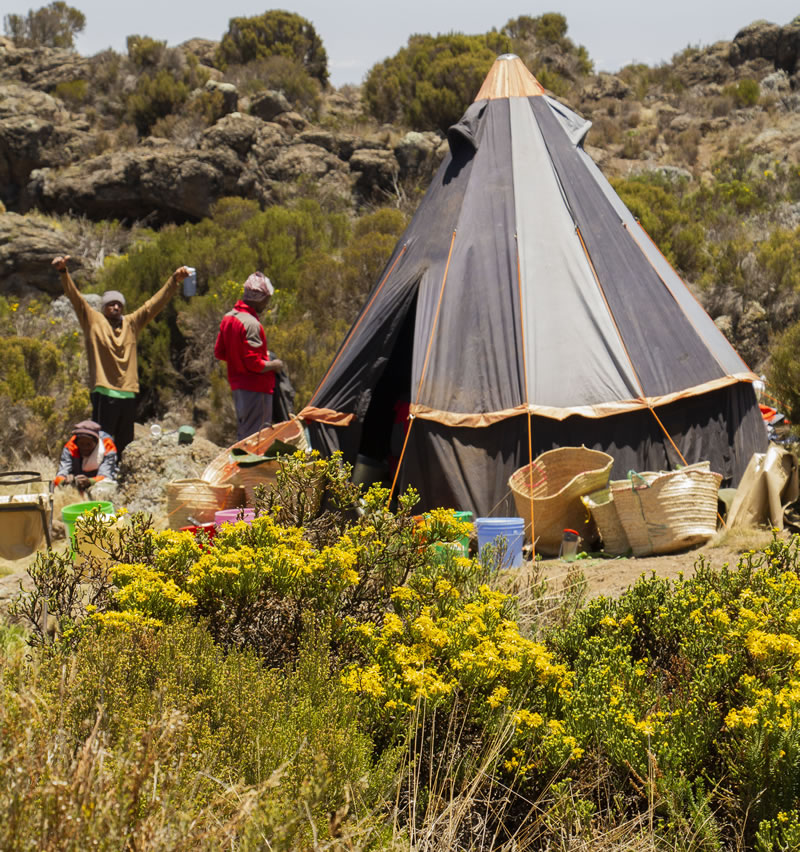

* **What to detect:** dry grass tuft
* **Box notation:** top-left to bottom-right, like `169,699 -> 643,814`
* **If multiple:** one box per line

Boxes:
709,524 -> 776,553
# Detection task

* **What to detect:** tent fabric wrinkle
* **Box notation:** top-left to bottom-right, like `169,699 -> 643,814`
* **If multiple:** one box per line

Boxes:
302,54 -> 768,514
447,101 -> 486,154
543,95 -> 592,147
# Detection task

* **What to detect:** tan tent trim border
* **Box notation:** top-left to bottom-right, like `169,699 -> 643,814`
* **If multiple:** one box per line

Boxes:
299,373 -> 757,429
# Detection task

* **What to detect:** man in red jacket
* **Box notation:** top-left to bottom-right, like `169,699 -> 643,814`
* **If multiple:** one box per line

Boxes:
214,272 -> 284,441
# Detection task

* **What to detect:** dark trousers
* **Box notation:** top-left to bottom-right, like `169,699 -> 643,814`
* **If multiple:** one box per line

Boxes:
232,389 -> 273,442
91,392 -> 137,456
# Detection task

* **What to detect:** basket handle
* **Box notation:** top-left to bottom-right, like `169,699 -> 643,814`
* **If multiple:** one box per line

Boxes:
627,470 -> 650,491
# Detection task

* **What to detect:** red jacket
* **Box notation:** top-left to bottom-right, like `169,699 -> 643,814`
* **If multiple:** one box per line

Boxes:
214,300 -> 276,393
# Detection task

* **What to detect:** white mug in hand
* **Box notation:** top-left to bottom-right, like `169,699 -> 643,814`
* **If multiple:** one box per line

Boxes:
183,267 -> 197,297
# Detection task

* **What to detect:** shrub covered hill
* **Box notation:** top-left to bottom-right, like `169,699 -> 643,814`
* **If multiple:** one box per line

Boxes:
3,8 -> 800,461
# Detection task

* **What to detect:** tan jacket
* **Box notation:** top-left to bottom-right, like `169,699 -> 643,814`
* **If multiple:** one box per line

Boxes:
61,269 -> 179,393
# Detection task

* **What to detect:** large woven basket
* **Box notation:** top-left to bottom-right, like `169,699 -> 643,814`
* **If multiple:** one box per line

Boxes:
509,447 -> 614,555
581,486 -> 630,556
202,419 -> 307,503
166,479 -> 244,530
609,462 -> 722,556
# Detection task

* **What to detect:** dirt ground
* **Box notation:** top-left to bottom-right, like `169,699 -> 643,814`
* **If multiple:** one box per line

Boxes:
537,524 -> 780,600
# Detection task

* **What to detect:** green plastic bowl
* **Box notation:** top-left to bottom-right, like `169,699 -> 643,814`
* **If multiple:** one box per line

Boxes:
62,500 -> 114,547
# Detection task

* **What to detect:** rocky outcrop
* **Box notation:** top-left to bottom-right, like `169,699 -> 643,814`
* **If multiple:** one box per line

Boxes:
0,38 -> 92,91
580,73 -> 630,101
0,83 -> 97,207
0,211 -> 92,294
22,141 -> 247,223
18,105 -> 445,222
730,18 -> 800,73
349,148 -> 400,199
393,131 -> 444,184
250,90 -> 291,122
180,38 -> 220,69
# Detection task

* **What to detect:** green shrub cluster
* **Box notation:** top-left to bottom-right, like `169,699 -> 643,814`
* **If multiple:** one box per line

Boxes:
364,32 -> 510,133
363,14 -> 592,132
0,617 -> 395,850
123,35 -> 209,135
53,77 -> 88,106
3,0 -> 84,48
724,77 -> 761,108
550,536 -> 800,847
217,10 -> 328,86
0,315 -> 89,459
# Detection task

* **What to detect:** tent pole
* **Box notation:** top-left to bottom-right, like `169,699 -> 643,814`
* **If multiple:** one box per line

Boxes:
514,235 -> 535,560
387,414 -> 415,507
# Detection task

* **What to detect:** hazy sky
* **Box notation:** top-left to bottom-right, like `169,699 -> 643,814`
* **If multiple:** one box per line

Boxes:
66,1 -> 799,88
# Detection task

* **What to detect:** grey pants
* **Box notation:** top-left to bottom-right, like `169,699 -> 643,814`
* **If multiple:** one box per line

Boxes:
232,389 -> 273,441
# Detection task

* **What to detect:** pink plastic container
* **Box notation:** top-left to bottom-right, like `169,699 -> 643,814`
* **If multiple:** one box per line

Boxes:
214,507 -> 256,527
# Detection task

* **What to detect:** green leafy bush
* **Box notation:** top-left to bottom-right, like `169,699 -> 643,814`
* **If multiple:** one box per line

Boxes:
53,77 -> 88,106
364,32 -> 509,133
217,10 -> 328,86
3,0 -> 84,48
767,320 -> 800,425
551,536 -> 800,847
725,77 -> 760,108
122,35 -> 209,135
0,331 -> 89,458
0,617 -> 394,849
126,67 -> 190,135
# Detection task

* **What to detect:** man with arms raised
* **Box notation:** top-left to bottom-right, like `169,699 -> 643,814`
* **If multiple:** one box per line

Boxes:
52,255 -> 189,456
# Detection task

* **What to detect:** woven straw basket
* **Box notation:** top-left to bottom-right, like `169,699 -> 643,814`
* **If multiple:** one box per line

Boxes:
509,447 -> 614,555
226,463 -> 280,505
166,479 -> 244,530
607,462 -> 722,556
581,486 -> 630,556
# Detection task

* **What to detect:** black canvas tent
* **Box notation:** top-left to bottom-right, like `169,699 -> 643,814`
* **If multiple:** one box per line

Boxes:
299,54 -> 767,516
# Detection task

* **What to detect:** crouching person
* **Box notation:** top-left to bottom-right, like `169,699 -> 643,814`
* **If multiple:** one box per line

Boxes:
54,420 -> 118,495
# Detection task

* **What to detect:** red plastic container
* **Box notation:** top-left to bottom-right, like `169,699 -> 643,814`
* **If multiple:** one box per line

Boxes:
180,522 -> 216,547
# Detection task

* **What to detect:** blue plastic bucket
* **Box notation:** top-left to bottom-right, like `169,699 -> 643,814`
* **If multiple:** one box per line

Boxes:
475,517 -> 525,569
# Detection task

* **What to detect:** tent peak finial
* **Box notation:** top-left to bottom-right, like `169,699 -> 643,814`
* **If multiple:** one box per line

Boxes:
475,54 -> 546,101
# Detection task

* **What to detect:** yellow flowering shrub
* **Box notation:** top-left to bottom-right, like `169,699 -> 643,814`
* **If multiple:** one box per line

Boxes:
342,569 -> 577,777
65,453 -> 485,662
553,533 -> 800,845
